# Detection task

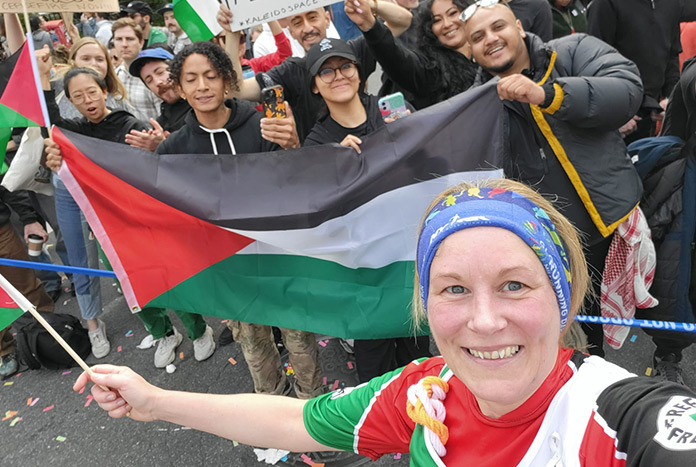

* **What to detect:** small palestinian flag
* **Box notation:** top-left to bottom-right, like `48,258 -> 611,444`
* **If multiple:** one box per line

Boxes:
173,0 -> 223,42
54,84 -> 505,339
0,286 -> 23,331
0,35 -> 51,164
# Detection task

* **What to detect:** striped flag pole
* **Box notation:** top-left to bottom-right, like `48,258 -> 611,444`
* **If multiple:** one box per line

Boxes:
0,273 -> 105,387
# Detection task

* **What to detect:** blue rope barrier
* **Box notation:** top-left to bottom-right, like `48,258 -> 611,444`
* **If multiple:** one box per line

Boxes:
1,258 -> 695,332
574,315 -> 696,333
0,258 -> 117,278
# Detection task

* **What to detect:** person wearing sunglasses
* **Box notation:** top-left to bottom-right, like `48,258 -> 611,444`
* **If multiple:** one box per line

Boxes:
464,1 -> 645,358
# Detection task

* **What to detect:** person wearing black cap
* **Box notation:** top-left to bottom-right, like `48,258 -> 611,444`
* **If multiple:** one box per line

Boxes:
157,3 -> 191,55
303,38 -> 427,383
122,1 -> 168,46
125,47 -> 191,151
216,3 -> 413,144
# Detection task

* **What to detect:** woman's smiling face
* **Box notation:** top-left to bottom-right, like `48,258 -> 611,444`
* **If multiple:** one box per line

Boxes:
427,226 -> 561,418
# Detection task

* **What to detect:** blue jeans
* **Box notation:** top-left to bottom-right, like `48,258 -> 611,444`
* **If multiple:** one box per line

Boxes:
52,175 -> 102,320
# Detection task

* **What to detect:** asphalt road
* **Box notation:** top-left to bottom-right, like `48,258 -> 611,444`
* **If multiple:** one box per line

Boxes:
1,275 -> 694,467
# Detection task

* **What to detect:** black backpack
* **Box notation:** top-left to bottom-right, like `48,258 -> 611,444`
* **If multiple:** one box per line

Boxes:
13,312 -> 91,370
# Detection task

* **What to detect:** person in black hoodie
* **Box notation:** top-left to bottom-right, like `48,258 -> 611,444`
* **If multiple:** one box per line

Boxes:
43,67 -> 148,142
156,41 -> 278,155
303,38 -> 430,383
156,41 -> 325,399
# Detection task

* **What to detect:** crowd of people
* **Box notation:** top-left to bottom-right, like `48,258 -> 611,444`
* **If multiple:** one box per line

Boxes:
1,0 -> 696,464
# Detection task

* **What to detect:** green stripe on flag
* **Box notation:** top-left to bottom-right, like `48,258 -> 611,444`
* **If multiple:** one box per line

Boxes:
173,0 -> 216,42
0,306 -> 23,331
0,102 -> 41,127
145,254 -> 426,339
0,127 -> 11,175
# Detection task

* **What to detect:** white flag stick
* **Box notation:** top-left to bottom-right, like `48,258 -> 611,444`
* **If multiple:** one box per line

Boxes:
0,273 -> 106,389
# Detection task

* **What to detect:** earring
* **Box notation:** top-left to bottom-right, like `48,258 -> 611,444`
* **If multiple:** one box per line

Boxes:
225,90 -> 229,95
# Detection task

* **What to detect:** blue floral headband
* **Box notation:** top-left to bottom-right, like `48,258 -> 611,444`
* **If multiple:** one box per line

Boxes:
416,187 -> 572,330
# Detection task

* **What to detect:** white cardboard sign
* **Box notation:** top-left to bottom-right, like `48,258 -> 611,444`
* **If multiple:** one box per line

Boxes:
0,0 -> 120,13
227,0 -> 338,31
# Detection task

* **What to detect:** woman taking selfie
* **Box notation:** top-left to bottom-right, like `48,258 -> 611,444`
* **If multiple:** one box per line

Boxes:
74,178 -> 696,465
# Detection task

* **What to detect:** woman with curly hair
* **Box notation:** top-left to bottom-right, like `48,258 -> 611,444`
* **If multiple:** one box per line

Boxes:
346,0 -> 476,109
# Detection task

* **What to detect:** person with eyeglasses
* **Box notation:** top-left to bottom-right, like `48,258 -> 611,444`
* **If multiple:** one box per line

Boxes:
463,1 -> 645,359
36,53 -> 148,359
303,38 -> 415,152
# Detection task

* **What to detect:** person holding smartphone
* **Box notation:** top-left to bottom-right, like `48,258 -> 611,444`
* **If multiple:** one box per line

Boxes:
303,38 -> 413,155
302,38 -> 427,383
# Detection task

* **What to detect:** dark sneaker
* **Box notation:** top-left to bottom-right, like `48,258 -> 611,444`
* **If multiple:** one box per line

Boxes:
218,326 -> 235,346
0,353 -> 18,378
653,354 -> 686,386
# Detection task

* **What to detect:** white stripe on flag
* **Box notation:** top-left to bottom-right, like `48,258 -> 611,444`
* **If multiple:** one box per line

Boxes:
229,170 -> 503,269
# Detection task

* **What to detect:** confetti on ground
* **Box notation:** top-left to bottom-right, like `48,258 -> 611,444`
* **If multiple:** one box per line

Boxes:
318,340 -> 327,347
15,373 -> 21,377
347,361 -> 354,370
394,453 -> 402,460
228,357 -> 237,365
62,299 -> 71,306
79,387 -> 85,394
645,367 -> 652,376
136,334 -> 156,350
4,381 -> 13,386
117,346 -> 122,352
3,411 -> 18,421
232,440 -> 239,447
300,454 -> 313,465
62,370 -> 72,376
27,398 -> 32,406
313,463 -> 325,467
30,398 -> 39,406
43,405 -> 55,412
84,395 -> 94,407
220,319 -> 228,324
125,330 -> 133,337
56,436 -> 66,442
179,352 -> 184,360
630,335 -> 637,343
322,377 -> 327,386
10,417 -> 22,427
166,364 -> 176,374
331,380 -> 339,391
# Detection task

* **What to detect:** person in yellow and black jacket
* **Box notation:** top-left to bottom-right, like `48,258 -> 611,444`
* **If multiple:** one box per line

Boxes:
464,1 -> 643,357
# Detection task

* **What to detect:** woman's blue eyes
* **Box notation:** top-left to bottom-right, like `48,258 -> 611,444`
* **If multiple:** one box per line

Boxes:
503,281 -> 523,292
447,285 -> 466,294
445,282 -> 524,294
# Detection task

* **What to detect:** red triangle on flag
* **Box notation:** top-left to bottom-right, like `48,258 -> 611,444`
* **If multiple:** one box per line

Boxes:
52,128 -> 255,309
0,44 -> 46,127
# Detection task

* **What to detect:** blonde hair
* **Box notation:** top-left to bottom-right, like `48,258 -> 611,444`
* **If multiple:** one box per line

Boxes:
411,179 -> 590,341
64,37 -> 127,101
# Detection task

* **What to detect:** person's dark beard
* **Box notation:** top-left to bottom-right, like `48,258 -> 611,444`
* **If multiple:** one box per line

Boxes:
486,59 -> 515,75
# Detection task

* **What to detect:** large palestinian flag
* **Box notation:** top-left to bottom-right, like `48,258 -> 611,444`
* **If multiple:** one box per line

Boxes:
0,35 -> 51,164
54,83 -> 505,339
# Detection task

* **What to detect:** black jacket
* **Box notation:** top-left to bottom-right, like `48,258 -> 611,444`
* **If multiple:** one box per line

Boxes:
474,33 -> 643,242
303,95 -> 387,147
45,89 -> 148,143
362,20 -> 476,109
156,98 -> 279,155
587,0 -> 683,108
0,187 -> 41,228
662,58 -> 696,141
510,0 -> 553,41
156,98 -> 190,133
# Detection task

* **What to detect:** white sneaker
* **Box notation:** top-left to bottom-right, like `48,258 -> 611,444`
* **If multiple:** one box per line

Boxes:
154,327 -> 183,368
193,325 -> 215,362
88,319 -> 110,359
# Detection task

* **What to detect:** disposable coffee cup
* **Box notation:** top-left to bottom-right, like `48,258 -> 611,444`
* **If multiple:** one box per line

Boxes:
27,234 -> 43,257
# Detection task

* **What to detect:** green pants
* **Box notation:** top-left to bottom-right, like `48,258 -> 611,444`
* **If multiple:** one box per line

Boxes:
97,242 -> 206,340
